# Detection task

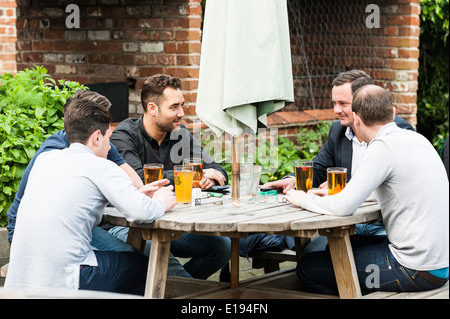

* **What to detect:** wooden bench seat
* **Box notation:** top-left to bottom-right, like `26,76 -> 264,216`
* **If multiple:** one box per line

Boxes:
1,263 -> 8,278
249,249 -> 298,273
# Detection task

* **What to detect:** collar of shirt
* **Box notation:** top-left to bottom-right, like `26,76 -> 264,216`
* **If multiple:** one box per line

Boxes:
137,116 -> 175,148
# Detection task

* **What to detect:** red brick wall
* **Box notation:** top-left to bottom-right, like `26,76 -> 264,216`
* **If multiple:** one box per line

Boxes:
272,0 -> 421,137
0,0 -> 16,74
13,0 -> 202,117
1,0 -> 421,137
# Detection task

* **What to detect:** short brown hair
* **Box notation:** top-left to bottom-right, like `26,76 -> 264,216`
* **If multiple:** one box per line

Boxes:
64,99 -> 112,144
352,85 -> 394,127
65,89 -> 112,111
332,70 -> 373,93
141,74 -> 182,112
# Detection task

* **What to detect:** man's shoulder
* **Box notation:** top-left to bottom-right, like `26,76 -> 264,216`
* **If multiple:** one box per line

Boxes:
393,115 -> 415,131
328,120 -> 348,138
112,118 -> 142,140
114,117 -> 140,131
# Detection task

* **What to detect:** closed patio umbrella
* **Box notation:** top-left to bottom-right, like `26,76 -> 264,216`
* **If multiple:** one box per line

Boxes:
196,0 -> 294,199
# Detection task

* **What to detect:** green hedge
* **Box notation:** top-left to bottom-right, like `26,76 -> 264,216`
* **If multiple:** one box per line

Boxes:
417,0 -> 449,150
0,66 -> 86,226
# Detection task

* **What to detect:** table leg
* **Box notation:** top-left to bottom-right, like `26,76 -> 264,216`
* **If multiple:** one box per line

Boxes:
126,227 -> 146,253
230,237 -> 240,288
144,229 -> 181,299
320,226 -> 362,299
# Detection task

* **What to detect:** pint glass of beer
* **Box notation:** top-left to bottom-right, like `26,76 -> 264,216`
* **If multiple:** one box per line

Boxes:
294,160 -> 314,192
183,158 -> 203,188
144,163 -> 163,184
174,165 -> 194,204
327,167 -> 347,195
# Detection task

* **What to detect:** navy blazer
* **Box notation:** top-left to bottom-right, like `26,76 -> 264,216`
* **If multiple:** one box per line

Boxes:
291,116 -> 415,187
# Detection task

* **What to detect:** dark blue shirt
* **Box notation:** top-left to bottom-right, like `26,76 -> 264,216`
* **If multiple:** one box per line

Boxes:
6,129 -> 125,242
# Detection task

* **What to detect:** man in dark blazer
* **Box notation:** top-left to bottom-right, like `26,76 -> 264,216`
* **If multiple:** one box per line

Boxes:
263,70 -> 414,238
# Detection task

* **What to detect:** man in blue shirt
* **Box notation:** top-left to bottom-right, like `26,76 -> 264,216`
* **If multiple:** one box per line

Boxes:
6,89 -> 191,278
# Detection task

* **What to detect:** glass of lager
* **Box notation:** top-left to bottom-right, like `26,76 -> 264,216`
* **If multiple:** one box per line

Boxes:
294,160 -> 314,192
144,163 -> 163,184
174,165 -> 194,204
327,167 -> 347,195
183,158 -> 203,188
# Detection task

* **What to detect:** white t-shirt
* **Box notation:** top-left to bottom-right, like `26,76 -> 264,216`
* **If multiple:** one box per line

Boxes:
5,143 -> 165,290
300,123 -> 449,271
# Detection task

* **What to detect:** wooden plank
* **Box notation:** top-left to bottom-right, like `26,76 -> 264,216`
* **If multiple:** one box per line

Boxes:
387,283 -> 449,299
326,227 -> 362,299
230,238 -> 240,288
1,263 -> 8,278
144,230 -> 181,299
237,208 -> 320,232
165,276 -> 228,299
290,203 -> 381,231
358,291 -> 398,299
126,227 -> 146,253
194,203 -> 295,232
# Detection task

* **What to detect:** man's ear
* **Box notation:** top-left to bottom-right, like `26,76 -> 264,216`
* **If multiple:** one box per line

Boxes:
392,106 -> 396,121
90,129 -> 102,146
147,102 -> 158,116
353,112 -> 360,127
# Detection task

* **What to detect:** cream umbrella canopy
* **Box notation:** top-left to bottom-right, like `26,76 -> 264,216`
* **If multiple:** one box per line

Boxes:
196,0 -> 294,199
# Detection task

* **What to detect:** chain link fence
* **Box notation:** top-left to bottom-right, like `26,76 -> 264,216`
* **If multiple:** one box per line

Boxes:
288,0 -> 387,113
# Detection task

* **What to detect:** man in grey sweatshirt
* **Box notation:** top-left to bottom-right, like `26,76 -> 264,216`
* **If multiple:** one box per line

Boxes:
286,85 -> 449,295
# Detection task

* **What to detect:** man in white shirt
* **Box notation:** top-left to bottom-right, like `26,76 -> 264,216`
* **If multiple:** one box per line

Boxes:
5,99 -> 176,295
286,85 -> 449,295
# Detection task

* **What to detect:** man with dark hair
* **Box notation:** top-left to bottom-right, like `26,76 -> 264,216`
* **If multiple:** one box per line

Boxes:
110,74 -> 231,280
5,100 -> 176,295
286,85 -> 449,295
263,70 -> 414,238
264,70 -> 414,192
7,90 -> 142,244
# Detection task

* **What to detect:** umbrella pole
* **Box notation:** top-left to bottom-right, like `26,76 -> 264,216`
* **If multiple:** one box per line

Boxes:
231,136 -> 240,200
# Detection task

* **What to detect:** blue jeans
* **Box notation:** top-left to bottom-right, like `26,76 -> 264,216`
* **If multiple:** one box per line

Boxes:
355,221 -> 387,236
297,235 -> 445,295
79,250 -> 148,295
109,226 -> 231,279
91,226 -> 191,278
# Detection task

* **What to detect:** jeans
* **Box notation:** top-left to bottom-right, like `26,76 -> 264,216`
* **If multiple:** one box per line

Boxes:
91,226 -> 191,278
109,226 -> 231,279
79,250 -> 148,296
91,227 -> 136,252
355,221 -> 387,236
297,235 -> 445,295
302,221 -> 387,256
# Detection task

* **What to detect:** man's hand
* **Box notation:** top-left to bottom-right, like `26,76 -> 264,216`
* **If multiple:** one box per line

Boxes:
139,179 -> 170,197
152,184 -> 176,212
285,189 -> 307,207
261,177 -> 295,194
203,168 -> 226,186
199,177 -> 214,189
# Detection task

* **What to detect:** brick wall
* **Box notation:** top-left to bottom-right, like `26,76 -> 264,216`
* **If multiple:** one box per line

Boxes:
13,0 -> 202,117
271,0 -> 421,138
0,0 -> 17,74
1,0 -> 421,138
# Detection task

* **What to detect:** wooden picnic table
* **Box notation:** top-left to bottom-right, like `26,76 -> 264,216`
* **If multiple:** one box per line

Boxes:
102,194 -> 381,299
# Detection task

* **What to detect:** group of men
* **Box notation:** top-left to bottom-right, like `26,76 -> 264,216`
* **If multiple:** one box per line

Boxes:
5,70 -> 448,296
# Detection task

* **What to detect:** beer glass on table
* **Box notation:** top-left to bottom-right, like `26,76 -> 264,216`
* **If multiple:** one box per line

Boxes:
327,167 -> 347,195
183,158 -> 203,188
174,165 -> 194,204
144,163 -> 163,184
294,160 -> 314,192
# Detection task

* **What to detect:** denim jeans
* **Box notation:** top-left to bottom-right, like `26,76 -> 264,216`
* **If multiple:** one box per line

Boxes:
355,220 -> 387,236
297,235 -> 445,295
109,226 -> 231,279
79,250 -> 148,296
91,226 -> 191,278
